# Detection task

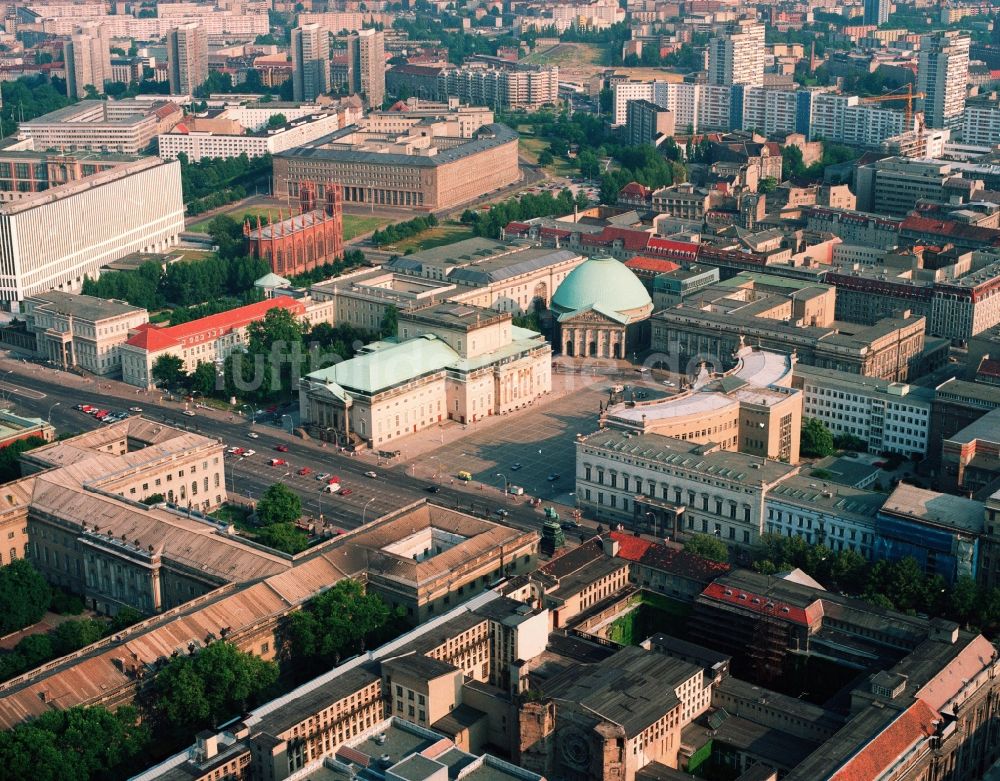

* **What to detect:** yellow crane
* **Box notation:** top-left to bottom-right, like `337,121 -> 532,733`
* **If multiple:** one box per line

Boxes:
859,84 -> 926,128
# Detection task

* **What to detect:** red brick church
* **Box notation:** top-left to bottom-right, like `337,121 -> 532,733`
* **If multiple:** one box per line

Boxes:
244,181 -> 344,277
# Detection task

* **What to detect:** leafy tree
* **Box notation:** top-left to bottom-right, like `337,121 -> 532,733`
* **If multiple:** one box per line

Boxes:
0,434 -> 46,483
288,579 -> 396,675
380,304 -> 398,338
759,177 -> 778,193
189,362 -> 219,397
257,482 -> 302,526
548,138 -> 568,158
801,418 -> 835,458
0,559 -> 51,635
152,354 -> 186,388
782,144 -> 806,180
0,705 -> 150,781
154,642 -> 278,736
52,619 -> 105,656
256,522 -> 308,554
265,113 -> 288,129
683,533 -> 729,563
15,633 -> 54,669
109,607 -> 144,634
537,150 -> 554,166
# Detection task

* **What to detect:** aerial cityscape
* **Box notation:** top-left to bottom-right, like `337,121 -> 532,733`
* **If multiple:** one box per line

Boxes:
0,1 -> 999,780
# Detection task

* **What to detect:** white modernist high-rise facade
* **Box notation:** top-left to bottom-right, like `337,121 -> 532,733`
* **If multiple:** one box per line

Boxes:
292,23 -> 331,102
707,22 -> 765,88
65,21 -> 111,99
917,32 -> 970,130
0,159 -> 185,307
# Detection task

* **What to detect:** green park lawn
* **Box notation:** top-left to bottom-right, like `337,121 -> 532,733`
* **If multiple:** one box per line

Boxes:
390,221 -> 475,253
342,213 -> 390,241
187,205 -> 275,233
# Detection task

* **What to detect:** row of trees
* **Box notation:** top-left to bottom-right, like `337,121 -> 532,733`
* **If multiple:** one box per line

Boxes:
82,256 -> 268,311
683,530 -> 1000,637
0,75 -> 71,137
176,153 -> 272,215
0,435 -> 47,483
781,140 -> 858,182
371,214 -> 439,247
0,638 -> 278,779
288,579 -> 405,680
83,217 -> 271,310
152,306 -> 393,403
460,189 -> 584,239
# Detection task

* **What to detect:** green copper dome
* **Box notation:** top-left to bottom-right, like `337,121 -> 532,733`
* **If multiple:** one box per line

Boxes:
551,256 -> 652,315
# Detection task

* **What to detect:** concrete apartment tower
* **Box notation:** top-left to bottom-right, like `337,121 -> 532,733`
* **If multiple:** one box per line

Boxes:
918,31 -> 970,130
292,23 -> 331,101
167,22 -> 208,95
863,0 -> 890,26
349,28 -> 385,108
65,21 -> 111,99
707,21 -> 765,87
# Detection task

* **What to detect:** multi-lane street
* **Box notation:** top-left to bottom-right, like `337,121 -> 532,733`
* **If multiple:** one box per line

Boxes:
0,354 -> 565,537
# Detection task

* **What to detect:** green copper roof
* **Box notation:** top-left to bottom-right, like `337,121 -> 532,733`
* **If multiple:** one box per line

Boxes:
306,335 -> 458,394
550,256 -> 652,315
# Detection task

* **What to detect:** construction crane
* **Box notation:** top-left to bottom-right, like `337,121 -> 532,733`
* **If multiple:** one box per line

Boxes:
859,84 -> 926,128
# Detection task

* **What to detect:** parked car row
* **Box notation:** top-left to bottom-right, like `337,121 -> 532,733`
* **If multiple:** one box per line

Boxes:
74,403 -> 138,424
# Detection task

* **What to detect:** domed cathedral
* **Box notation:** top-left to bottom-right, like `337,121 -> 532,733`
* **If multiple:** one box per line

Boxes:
550,256 -> 654,359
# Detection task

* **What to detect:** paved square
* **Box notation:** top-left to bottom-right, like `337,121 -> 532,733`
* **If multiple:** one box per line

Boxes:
410,377 -> 613,505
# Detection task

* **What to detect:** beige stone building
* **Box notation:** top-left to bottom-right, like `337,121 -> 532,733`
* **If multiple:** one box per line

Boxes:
299,304 -> 551,448
652,272 -> 930,382
601,346 -> 803,465
273,123 -> 520,211
22,290 -> 148,375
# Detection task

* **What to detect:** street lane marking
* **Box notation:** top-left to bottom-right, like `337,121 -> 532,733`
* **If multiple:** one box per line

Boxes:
0,382 -> 46,400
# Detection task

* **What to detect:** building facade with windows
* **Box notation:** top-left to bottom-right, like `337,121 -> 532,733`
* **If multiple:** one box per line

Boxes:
22,290 -> 149,375
792,364 -> 934,457
299,304 -> 551,448
273,123 -> 519,211
575,429 -> 798,550
0,157 -> 184,308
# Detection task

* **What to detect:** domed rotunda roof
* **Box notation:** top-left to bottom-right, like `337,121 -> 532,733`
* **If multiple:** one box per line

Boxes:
550,255 -> 652,316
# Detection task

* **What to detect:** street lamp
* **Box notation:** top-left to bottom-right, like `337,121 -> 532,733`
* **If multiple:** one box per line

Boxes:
496,473 -> 508,497
47,401 -> 60,423
362,497 -> 376,525
281,413 -> 293,433
241,403 -> 259,429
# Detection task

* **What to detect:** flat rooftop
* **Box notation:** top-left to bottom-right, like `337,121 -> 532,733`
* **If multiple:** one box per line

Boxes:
880,483 -> 985,533
580,430 -> 799,485
26,290 -> 145,321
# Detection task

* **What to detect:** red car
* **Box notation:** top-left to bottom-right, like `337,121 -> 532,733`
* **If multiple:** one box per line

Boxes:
327,476 -> 341,485
297,467 -> 312,476
274,445 -> 289,452
94,410 -> 110,419
269,458 -> 287,467
339,488 -> 353,496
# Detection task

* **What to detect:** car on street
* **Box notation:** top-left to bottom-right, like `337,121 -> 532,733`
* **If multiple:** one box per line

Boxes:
298,467 -> 312,476
181,410 -> 196,417
560,520 -> 580,530
494,509 -> 510,518
364,471 -> 377,479
547,473 -> 560,482
247,432 -> 259,439
94,410 -> 110,419
510,463 -> 522,471
316,473 -> 331,481
269,458 -> 287,466
129,406 -> 142,413
243,450 -> 255,457
339,488 -> 353,496
425,485 -> 441,493
275,445 -> 289,452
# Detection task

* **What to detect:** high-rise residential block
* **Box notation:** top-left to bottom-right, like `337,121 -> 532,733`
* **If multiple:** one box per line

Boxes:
918,31 -> 970,130
292,22 -> 331,102
863,0 -> 890,26
166,22 -> 208,95
707,21 -> 765,87
347,27 -> 385,107
64,21 -> 111,99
